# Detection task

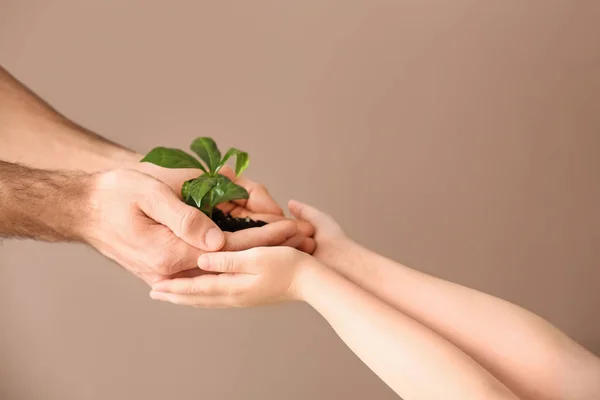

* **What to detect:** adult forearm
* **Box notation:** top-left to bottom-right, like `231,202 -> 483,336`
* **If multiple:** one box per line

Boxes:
296,264 -> 517,400
0,160 -> 91,241
330,241 -> 600,400
0,65 -> 141,172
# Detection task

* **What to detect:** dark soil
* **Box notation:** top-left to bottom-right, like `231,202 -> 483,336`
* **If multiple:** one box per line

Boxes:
211,208 -> 267,232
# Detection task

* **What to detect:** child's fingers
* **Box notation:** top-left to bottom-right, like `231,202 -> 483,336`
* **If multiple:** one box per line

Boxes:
150,291 -> 235,308
151,273 -> 254,295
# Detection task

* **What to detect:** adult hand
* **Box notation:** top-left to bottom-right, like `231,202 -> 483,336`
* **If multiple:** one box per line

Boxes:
135,163 -> 316,254
83,169 -> 303,284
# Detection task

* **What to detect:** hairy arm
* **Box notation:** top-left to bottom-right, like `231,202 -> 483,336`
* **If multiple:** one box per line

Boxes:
328,241 -> 600,400
0,160 -> 90,241
0,65 -> 141,171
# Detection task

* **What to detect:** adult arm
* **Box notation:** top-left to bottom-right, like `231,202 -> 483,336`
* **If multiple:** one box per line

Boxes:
0,161 -> 300,284
0,65 -> 140,171
0,64 -> 316,251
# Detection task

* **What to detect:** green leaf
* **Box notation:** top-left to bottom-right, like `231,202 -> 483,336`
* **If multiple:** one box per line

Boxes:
187,176 -> 218,208
201,174 -> 249,211
216,148 -> 249,177
140,147 -> 207,172
190,137 -> 221,174
181,179 -> 197,207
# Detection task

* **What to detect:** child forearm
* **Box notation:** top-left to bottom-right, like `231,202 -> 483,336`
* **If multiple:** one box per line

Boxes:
295,264 -> 519,400
328,241 -> 600,400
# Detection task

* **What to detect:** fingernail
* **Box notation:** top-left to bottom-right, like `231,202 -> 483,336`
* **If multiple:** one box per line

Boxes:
150,291 -> 165,300
204,228 -> 224,250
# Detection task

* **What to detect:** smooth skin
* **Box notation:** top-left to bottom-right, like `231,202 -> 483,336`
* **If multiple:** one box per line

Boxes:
0,65 -> 315,284
151,201 -> 600,400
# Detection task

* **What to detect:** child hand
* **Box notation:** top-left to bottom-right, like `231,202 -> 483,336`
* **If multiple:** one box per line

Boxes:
149,247 -> 316,307
287,200 -> 361,270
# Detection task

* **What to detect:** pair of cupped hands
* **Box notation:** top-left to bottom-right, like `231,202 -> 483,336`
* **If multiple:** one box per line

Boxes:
86,162 -> 352,308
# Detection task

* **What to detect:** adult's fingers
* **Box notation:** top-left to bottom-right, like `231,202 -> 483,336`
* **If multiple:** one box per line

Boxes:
146,235 -> 205,277
166,267 -> 216,280
226,209 -> 316,238
222,220 -> 297,252
278,233 -> 308,250
232,175 -> 284,216
138,184 -> 225,251
297,237 -> 317,254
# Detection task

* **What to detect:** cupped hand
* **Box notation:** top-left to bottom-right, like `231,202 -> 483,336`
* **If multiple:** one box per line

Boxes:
148,200 -> 359,305
135,162 -> 316,253
150,246 -> 316,307
83,169 -> 302,285
287,200 -> 357,267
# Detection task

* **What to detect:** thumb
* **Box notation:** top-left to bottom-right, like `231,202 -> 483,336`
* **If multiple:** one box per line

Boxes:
288,200 -> 342,235
197,250 -> 259,274
139,185 -> 225,251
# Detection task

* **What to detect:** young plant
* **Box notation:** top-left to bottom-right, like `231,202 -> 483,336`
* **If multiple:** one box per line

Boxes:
140,137 -> 250,218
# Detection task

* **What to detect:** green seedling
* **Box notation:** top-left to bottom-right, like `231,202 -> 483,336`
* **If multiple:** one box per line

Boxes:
140,137 -> 250,218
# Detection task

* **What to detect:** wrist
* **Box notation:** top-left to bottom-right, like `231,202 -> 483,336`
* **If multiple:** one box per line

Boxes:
108,149 -> 143,170
54,171 -> 96,242
319,237 -> 368,270
289,258 -> 333,302
0,161 -> 95,242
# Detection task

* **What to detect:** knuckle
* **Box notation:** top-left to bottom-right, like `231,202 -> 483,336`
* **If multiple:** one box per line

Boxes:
178,210 -> 200,236
150,252 -> 174,274
185,284 -> 201,295
220,255 -> 236,273
144,193 -> 161,212
149,179 -> 168,194
94,169 -> 127,192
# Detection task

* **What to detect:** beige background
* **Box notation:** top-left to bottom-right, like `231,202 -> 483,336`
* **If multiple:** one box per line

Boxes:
1,1 -> 599,399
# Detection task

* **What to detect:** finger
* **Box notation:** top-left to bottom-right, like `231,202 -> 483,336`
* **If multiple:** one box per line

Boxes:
152,273 -> 254,295
222,220 -> 297,251
217,168 -> 282,215
296,220 -> 316,237
297,237 -> 317,255
150,291 -> 234,308
233,176 -> 284,215
278,233 -> 306,250
143,231 -> 205,278
196,250 -> 261,274
138,185 -> 225,251
226,209 -> 284,222
288,199 -> 335,232
225,208 -> 315,237
166,268 -> 217,279
159,240 -> 205,276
